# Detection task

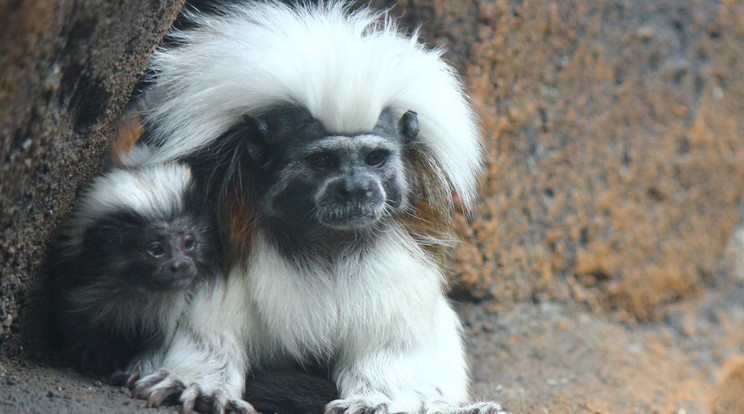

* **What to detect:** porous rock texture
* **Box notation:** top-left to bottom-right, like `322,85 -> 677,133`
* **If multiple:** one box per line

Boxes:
391,0 -> 744,321
0,0 -> 185,346
2,0 -> 744,413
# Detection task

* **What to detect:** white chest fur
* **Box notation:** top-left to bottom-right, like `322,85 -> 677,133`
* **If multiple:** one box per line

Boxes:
243,227 -> 445,364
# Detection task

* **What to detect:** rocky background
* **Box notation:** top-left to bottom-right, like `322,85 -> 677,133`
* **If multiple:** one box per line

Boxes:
2,0 -> 744,413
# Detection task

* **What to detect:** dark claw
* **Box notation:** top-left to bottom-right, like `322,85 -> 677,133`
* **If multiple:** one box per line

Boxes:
126,372 -> 141,388
109,370 -> 141,388
146,389 -> 172,408
132,385 -> 146,400
212,395 -> 227,414
229,400 -> 258,414
138,370 -> 168,389
181,397 -> 196,414
194,397 -> 213,413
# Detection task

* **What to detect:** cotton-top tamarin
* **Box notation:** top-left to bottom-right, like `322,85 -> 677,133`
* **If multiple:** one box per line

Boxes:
49,163 -> 220,382
127,1 -> 506,413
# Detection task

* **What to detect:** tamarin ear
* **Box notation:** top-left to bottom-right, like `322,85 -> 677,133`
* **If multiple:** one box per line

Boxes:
242,114 -> 269,136
398,110 -> 419,144
240,114 -> 269,164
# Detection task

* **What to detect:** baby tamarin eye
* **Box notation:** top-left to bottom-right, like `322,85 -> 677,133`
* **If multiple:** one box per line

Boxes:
183,235 -> 196,251
148,242 -> 166,258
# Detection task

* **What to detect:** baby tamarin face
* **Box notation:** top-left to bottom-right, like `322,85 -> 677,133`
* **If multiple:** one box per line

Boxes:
82,210 -> 218,291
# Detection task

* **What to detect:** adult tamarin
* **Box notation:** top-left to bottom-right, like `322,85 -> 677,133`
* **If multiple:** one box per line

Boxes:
49,163 -> 220,380
130,1 -> 506,413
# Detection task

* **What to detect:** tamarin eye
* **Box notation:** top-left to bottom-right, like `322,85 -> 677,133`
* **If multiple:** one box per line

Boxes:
306,152 -> 338,170
148,242 -> 166,258
364,149 -> 390,167
183,236 -> 196,251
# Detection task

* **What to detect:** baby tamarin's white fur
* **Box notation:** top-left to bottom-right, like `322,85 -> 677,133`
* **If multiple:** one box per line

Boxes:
129,1 -> 506,413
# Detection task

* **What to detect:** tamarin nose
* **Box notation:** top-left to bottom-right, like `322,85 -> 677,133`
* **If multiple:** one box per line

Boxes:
168,258 -> 196,279
338,176 -> 375,201
169,259 -> 188,273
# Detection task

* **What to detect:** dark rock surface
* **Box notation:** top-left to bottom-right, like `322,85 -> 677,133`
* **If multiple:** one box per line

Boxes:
0,0 -> 185,350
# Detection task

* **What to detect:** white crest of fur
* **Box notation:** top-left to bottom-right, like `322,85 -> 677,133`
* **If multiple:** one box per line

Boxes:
58,163 -> 192,257
140,0 -> 483,207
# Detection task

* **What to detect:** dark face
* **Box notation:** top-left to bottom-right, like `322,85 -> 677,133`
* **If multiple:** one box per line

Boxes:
137,221 -> 200,289
271,134 -> 404,230
243,107 -> 419,233
83,211 -> 218,290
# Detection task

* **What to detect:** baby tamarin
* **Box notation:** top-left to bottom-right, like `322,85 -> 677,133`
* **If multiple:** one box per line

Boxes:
48,162 -> 220,378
